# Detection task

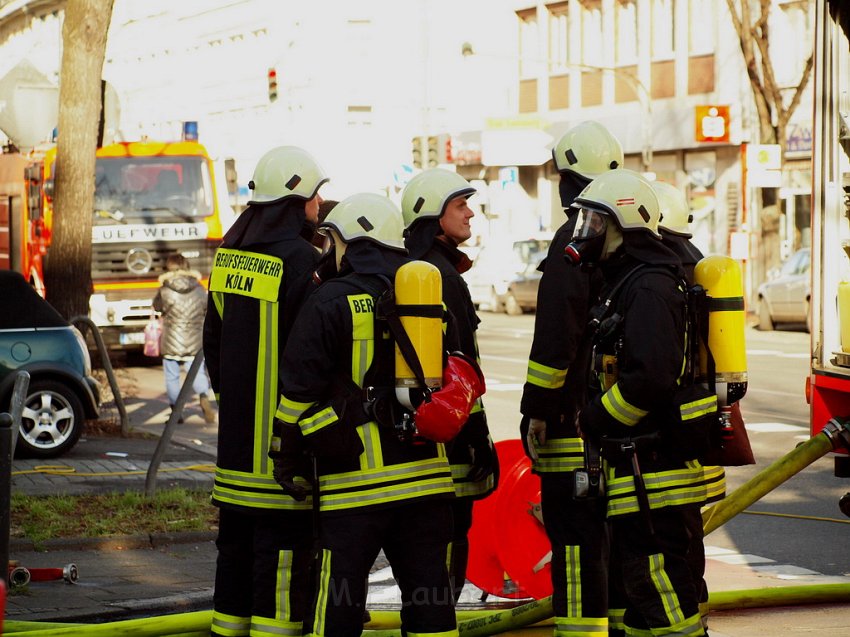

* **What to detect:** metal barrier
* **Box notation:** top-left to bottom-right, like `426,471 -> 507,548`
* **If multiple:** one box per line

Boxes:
70,316 -> 129,436
144,349 -> 206,497
1,371 -> 30,586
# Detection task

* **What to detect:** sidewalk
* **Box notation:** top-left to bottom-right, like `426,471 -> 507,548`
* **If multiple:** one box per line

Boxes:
4,372 -> 850,635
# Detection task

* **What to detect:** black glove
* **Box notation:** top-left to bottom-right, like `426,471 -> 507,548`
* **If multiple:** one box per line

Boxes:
467,435 -> 496,483
577,400 -> 608,445
272,455 -> 311,501
269,422 -> 311,501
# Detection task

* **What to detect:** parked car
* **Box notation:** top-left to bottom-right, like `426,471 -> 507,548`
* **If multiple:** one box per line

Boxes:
463,233 -> 552,313
0,272 -> 101,458
756,247 -> 810,331
502,251 -> 547,315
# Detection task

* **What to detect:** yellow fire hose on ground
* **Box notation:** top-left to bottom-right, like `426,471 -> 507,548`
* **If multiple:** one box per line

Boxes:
6,420 -> 850,637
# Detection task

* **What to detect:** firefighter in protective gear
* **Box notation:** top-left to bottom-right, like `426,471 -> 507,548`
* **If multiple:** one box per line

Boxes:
653,180 -> 704,281
519,121 -> 623,636
275,192 -> 459,637
202,145 -> 328,637
572,168 -> 723,637
653,180 -> 728,630
401,167 -> 498,602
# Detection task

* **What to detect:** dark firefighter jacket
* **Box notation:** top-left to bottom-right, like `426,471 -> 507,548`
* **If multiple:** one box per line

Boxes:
520,212 -> 604,475
203,200 -> 319,513
409,231 -> 495,499
661,230 -> 704,283
276,245 -> 455,515
580,240 -> 725,518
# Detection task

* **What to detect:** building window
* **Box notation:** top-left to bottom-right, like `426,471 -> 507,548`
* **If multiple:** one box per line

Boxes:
774,0 -> 813,86
580,0 -> 603,67
689,0 -> 715,55
548,2 -> 569,73
652,0 -> 674,60
518,8 -> 540,79
616,0 -> 638,67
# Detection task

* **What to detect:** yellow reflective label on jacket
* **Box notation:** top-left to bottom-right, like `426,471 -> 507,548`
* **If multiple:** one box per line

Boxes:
209,248 -> 283,302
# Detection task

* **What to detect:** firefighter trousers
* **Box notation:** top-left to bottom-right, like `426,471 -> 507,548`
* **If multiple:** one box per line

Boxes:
540,474 -> 610,637
448,498 -> 473,602
611,505 -> 705,637
212,507 -> 313,637
308,499 -> 456,637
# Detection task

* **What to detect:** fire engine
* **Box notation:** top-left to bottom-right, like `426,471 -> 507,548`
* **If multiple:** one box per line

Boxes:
0,137 -> 234,350
809,0 -> 850,487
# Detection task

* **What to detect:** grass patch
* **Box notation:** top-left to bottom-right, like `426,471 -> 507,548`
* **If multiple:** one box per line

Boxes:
11,488 -> 218,544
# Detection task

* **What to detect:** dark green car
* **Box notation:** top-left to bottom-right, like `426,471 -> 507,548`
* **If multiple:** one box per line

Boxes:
0,272 -> 101,458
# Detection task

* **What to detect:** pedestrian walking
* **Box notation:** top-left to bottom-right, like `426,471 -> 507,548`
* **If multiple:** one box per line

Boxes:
152,253 -> 216,424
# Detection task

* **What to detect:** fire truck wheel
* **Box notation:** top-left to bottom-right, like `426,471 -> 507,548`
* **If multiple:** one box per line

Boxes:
16,380 -> 85,459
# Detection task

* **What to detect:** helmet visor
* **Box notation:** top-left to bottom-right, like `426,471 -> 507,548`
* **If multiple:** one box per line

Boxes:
572,209 -> 608,241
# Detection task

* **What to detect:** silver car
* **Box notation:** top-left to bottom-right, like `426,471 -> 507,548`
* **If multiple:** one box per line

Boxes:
756,247 -> 810,331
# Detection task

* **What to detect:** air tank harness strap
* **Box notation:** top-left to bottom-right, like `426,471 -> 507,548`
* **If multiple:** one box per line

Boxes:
374,276 -> 445,402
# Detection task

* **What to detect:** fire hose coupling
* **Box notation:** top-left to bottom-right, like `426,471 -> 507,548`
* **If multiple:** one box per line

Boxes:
823,417 -> 850,452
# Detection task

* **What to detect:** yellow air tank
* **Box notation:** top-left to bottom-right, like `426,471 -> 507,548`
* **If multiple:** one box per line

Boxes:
394,260 -> 443,410
694,255 -> 748,408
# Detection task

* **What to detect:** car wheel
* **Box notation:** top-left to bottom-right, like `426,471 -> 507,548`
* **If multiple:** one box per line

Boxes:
16,380 -> 85,459
757,298 -> 774,331
489,288 -> 504,313
504,293 -> 523,316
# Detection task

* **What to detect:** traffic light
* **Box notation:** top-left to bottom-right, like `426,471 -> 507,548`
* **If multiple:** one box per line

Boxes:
411,136 -> 423,169
427,134 -> 452,167
268,68 -> 278,102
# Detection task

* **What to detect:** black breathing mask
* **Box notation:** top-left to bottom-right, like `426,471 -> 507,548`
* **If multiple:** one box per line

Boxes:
564,208 -> 609,266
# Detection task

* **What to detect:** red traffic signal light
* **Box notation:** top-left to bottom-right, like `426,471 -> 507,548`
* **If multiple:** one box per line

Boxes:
268,68 -> 278,102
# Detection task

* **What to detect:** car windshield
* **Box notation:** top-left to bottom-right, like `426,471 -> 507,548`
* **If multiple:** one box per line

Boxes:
779,249 -> 810,277
93,156 -> 214,222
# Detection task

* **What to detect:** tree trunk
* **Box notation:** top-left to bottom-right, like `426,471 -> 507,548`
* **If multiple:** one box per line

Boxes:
44,0 -> 114,320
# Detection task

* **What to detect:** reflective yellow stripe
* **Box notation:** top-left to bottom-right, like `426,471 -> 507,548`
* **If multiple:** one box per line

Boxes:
212,291 -> 225,318
276,395 -> 314,424
209,248 -> 284,302
349,293 -> 375,386
605,464 -> 709,516
527,360 -> 568,389
251,617 -> 302,637
212,467 -> 312,510
554,615 -> 608,637
211,610 -> 251,636
680,395 -> 717,420
648,553 -> 685,626
275,549 -> 294,623
299,406 -> 339,436
318,458 -> 453,511
602,382 -> 647,426
608,607 -> 625,633
254,300 -> 277,475
311,549 -> 331,637
532,437 -> 585,474
450,463 -> 495,497
565,545 -> 581,617
702,464 -> 726,503
358,422 -> 383,470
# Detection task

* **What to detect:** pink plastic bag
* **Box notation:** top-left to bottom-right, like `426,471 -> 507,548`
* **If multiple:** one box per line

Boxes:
143,315 -> 162,357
